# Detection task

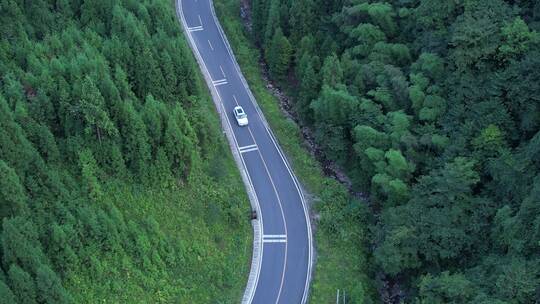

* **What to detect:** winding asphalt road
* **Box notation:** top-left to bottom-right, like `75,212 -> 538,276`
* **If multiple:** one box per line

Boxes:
176,0 -> 312,303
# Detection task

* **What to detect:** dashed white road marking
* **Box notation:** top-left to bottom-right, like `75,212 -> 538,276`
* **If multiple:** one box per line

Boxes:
220,65 -> 226,78
188,26 -> 203,32
263,234 -> 287,243
239,144 -> 258,151
208,40 -> 214,50
198,14 -> 203,26
239,143 -> 259,155
241,147 -> 259,154
212,79 -> 228,86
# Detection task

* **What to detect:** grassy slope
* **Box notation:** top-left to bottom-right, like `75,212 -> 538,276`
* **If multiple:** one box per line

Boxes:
66,173 -> 251,303
213,1 -> 376,303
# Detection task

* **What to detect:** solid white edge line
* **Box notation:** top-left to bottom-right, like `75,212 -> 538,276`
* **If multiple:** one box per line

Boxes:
207,1 -> 314,303
175,2 -> 264,304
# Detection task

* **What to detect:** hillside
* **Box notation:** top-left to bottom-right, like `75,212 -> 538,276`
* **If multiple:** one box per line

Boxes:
0,0 -> 250,302
224,0 -> 540,302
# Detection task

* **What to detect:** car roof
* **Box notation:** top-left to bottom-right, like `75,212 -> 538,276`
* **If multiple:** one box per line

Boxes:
234,106 -> 244,112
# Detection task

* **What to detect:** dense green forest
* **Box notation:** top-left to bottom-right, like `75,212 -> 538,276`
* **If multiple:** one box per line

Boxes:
0,0 -> 251,302
250,0 -> 540,302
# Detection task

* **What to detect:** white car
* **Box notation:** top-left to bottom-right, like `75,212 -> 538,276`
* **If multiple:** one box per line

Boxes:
234,106 -> 248,126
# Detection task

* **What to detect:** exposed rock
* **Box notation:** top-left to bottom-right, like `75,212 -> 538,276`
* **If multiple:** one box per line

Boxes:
239,0 -> 252,32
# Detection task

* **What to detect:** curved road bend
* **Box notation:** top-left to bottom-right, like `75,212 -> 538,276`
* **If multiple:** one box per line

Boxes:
176,0 -> 312,303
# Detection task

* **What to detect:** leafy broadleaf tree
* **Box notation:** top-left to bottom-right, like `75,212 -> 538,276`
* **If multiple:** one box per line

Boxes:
416,272 -> 476,304
375,158 -> 485,274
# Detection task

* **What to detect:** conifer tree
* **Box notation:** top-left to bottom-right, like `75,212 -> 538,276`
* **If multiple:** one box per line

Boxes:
251,0 -> 268,43
1,217 -> 46,273
321,54 -> 343,88
0,280 -> 16,304
78,149 -> 103,203
264,0 -> 281,46
117,100 -> 151,175
296,57 -> 319,123
78,76 -> 118,143
7,264 -> 36,304
266,28 -> 292,81
36,265 -> 70,304
0,160 -> 28,219
164,106 -> 197,179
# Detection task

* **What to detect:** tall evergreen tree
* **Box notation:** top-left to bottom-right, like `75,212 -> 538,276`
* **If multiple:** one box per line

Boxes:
0,280 -> 16,304
264,0 -> 282,46
35,265 -> 70,304
7,265 -> 37,304
266,27 -> 292,80
1,217 -> 46,274
117,100 -> 151,175
0,160 -> 28,219
78,76 -> 118,143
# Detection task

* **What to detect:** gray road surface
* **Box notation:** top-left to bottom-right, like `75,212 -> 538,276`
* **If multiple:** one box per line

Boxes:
176,0 -> 313,303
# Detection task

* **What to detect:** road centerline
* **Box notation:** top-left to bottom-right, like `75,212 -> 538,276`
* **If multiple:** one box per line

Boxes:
177,0 -> 312,303
245,127 -> 289,304
219,65 -> 227,78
